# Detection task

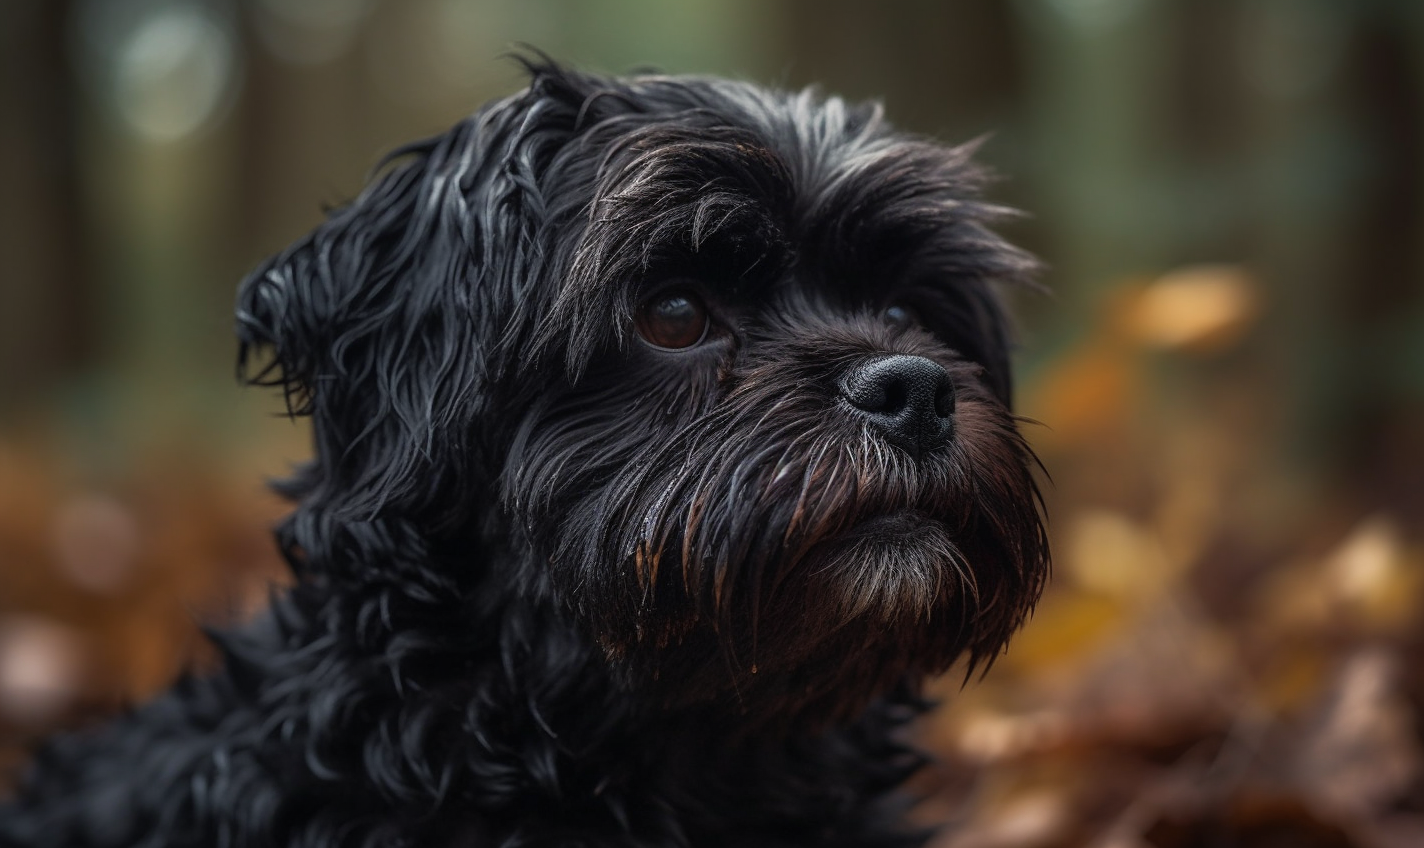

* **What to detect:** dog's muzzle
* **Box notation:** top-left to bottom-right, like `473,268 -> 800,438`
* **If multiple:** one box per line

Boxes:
839,354 -> 955,457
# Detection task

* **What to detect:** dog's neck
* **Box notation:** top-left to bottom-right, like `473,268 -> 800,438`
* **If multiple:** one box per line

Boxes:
211,550 -> 927,846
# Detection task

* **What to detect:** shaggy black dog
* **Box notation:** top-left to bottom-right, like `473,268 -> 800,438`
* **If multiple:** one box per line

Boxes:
0,60 -> 1048,847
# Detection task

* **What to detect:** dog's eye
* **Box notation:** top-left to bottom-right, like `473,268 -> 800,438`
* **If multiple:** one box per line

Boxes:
635,290 -> 709,350
882,304 -> 919,330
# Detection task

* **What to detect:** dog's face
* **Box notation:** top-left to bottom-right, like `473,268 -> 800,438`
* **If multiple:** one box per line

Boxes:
237,63 -> 1049,724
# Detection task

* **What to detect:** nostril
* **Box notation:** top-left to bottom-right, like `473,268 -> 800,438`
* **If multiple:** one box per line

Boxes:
842,364 -> 900,415
845,376 -> 882,414
933,373 -> 954,419
882,381 -> 908,415
848,376 -> 907,416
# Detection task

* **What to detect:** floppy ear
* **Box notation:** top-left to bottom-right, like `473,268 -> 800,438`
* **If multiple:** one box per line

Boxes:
235,92 -> 560,583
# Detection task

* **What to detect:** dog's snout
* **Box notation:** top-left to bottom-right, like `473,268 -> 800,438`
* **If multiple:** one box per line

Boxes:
839,355 -> 955,456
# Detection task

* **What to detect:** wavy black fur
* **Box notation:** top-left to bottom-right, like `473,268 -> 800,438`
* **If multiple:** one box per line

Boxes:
0,60 -> 1049,848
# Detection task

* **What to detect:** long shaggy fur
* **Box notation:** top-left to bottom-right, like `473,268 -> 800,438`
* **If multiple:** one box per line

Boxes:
0,60 -> 1049,848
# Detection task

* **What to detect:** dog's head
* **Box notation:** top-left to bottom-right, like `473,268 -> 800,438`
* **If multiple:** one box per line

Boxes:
237,60 -> 1049,723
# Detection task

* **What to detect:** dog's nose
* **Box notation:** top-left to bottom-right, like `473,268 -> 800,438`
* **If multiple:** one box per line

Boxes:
839,355 -> 955,456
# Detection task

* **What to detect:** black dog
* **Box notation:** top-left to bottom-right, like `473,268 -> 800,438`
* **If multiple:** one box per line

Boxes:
0,60 -> 1048,847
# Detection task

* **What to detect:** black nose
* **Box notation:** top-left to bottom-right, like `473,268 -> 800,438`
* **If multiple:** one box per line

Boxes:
839,355 -> 955,456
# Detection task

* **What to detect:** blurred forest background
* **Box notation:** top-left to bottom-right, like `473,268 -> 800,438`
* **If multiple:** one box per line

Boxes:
2,0 -> 1423,845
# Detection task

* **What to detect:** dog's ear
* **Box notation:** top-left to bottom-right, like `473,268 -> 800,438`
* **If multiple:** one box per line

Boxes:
235,92 -> 566,579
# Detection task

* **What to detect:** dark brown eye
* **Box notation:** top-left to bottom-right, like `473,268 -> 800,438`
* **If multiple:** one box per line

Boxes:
635,290 -> 709,349
883,303 -> 918,329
